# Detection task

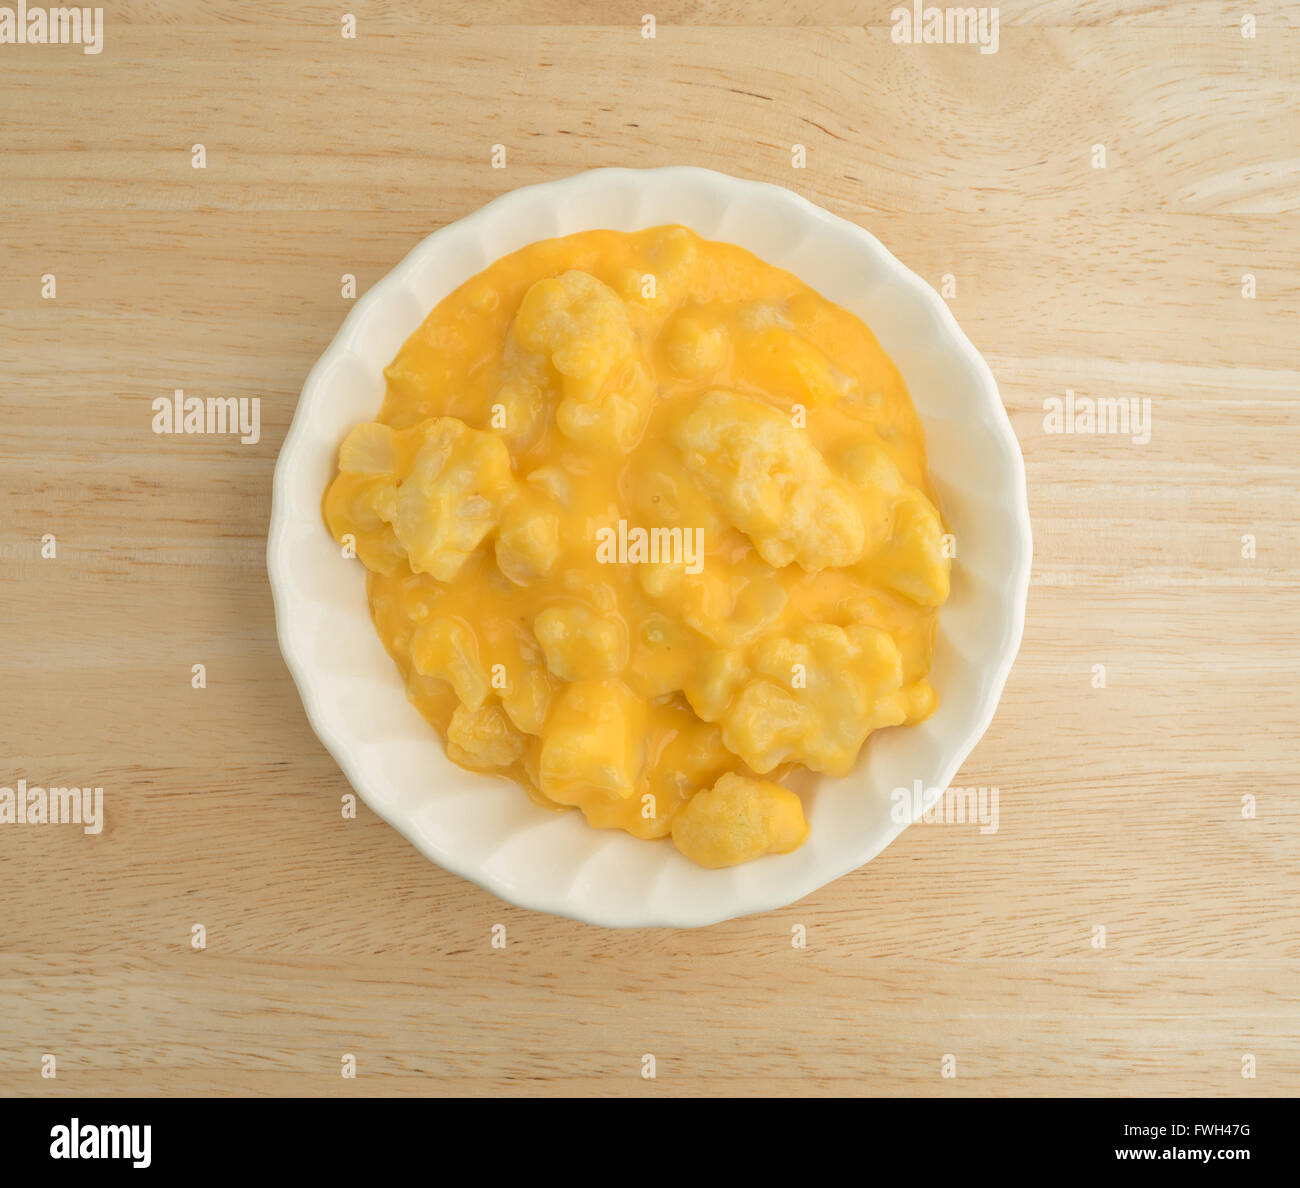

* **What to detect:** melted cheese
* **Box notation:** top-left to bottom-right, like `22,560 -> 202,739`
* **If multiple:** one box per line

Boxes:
323,226 -> 949,867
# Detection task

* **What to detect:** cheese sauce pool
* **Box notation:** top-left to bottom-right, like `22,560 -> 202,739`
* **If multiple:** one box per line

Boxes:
324,225 -> 950,868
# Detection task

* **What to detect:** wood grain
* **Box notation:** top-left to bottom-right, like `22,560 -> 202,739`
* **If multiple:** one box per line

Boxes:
1,1 -> 1297,1097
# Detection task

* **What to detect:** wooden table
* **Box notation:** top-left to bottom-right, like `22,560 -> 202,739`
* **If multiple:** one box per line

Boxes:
2,2 -> 1297,1097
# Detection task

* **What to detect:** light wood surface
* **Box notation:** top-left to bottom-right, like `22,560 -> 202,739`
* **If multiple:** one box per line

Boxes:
1,1 -> 1297,1097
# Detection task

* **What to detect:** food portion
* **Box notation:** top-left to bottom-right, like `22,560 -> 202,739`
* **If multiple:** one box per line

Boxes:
324,226 -> 950,867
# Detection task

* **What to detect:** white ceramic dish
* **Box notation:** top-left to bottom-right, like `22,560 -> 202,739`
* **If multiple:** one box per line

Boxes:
268,166 -> 1031,928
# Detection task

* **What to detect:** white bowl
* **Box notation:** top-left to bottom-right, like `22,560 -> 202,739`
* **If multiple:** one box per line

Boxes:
268,167 -> 1031,928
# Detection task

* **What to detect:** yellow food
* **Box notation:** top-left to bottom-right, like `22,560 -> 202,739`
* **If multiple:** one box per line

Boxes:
323,225 -> 949,867
671,772 -> 810,868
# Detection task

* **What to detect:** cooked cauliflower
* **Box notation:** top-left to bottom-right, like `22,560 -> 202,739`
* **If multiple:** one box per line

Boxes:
681,645 -> 749,723
511,270 -> 652,452
538,679 -> 646,805
409,616 -> 490,711
324,225 -> 952,869
671,389 -> 866,572
469,618 -> 553,736
663,308 -> 729,380
856,488 -> 951,607
636,550 -> 787,648
579,708 -> 731,840
393,417 -> 517,581
671,772 -> 809,867
834,436 -> 951,605
338,420 -> 397,475
721,623 -> 907,775
495,490 -> 561,585
446,702 -> 526,770
619,226 -> 698,316
323,422 -> 406,573
493,339 -> 553,448
533,602 -> 628,681
501,664 -> 552,736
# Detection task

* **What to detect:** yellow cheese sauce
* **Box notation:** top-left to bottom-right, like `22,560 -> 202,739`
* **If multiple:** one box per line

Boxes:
323,226 -> 950,868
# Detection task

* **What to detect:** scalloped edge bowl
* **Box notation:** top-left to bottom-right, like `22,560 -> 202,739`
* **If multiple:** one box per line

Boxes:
268,167 -> 1031,928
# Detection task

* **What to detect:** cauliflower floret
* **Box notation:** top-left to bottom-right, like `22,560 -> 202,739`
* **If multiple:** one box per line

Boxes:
738,301 -> 792,333
501,665 -> 552,736
338,421 -> 397,475
670,390 -> 866,572
662,307 -> 729,380
494,490 -> 561,585
886,609 -> 932,681
533,603 -> 627,681
841,593 -> 941,725
621,226 -> 702,314
382,336 -> 458,412
904,678 -> 937,722
622,611 -> 750,722
671,772 -> 809,867
446,702 -> 526,771
855,487 -> 951,607
721,623 -> 907,775
831,434 -> 950,605
682,646 -> 749,723
392,417 -> 516,581
524,465 -> 570,503
510,270 -> 651,452
324,422 -> 406,574
538,679 -> 646,805
409,617 -> 490,711
471,617 -> 554,736
636,550 -> 787,648
493,333 -> 554,448
830,435 -> 905,558
580,706 -> 732,840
